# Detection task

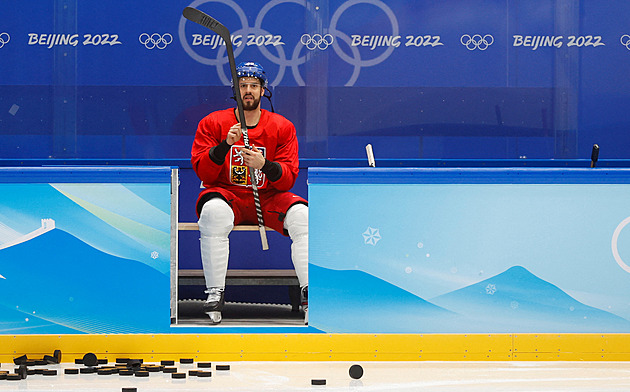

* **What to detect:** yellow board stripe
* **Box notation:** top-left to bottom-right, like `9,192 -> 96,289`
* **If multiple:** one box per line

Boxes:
1,334 -> 629,363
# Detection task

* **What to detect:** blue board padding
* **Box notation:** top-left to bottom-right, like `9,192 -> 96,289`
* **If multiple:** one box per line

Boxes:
0,166 -> 173,183
308,167 -> 630,185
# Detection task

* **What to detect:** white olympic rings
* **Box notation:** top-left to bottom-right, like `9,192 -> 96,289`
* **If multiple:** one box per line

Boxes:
179,0 -> 400,86
460,34 -> 494,50
621,34 -> 630,50
0,32 -> 10,49
139,33 -> 173,49
301,33 -> 334,50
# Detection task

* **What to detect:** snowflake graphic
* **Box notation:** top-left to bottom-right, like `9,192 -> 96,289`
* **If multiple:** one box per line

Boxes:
510,301 -> 519,309
151,251 -> 159,260
485,283 -> 497,295
362,227 -> 381,246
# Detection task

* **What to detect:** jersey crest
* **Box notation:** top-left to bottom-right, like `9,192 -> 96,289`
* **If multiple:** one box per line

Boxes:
229,145 -> 266,188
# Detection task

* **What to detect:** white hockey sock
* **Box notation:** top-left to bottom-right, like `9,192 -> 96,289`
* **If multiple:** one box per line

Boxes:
198,198 -> 234,289
284,203 -> 308,288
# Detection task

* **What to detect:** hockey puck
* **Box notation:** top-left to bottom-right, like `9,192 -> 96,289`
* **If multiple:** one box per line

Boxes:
311,379 -> 326,385
43,354 -> 58,364
126,359 -> 142,368
82,353 -> 98,367
116,358 -> 130,364
216,364 -> 230,371
163,367 -> 177,373
18,364 -> 27,379
146,365 -> 161,372
349,364 -> 363,379
197,362 -> 212,368
74,358 -> 83,364
122,388 -> 137,392
180,358 -> 194,364
197,370 -> 212,377
6,374 -> 21,381
188,370 -> 198,376
53,349 -> 62,363
119,369 -> 134,376
172,372 -> 186,379
43,369 -> 57,376
80,367 -> 96,374
64,368 -> 79,375
97,369 -> 114,375
0,373 -> 6,380
134,370 -> 149,377
161,360 -> 175,366
97,358 -> 108,365
13,354 -> 27,365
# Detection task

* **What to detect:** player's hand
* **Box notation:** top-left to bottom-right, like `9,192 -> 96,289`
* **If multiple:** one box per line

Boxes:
240,145 -> 265,170
226,123 -> 242,145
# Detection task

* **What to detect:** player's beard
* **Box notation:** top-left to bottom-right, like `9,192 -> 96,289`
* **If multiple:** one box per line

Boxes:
242,93 -> 261,111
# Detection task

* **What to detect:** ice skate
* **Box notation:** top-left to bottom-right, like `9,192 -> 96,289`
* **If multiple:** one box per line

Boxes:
301,285 -> 308,325
203,287 -> 225,325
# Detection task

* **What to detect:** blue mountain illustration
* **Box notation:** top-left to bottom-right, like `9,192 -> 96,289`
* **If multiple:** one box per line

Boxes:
431,266 -> 630,332
311,264 -> 458,332
0,229 -> 170,334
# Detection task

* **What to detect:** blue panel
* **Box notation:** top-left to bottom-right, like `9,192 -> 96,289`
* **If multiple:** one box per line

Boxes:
308,167 -> 630,184
0,166 -> 173,183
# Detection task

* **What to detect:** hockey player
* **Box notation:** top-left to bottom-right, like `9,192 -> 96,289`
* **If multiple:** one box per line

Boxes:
191,61 -> 308,324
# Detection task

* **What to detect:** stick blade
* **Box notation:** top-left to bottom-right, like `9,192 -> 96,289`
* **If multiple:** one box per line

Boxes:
259,226 -> 269,251
182,7 -> 228,38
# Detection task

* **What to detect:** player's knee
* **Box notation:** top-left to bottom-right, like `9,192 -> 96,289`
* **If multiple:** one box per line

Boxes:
284,203 -> 308,239
198,198 -> 234,237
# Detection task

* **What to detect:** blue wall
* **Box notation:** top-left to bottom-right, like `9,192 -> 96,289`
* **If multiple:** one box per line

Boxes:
2,0 -> 630,161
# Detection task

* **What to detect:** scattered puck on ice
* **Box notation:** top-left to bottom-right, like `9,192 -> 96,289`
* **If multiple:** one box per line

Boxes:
311,379 -> 326,385
97,359 -> 108,365
197,370 -> 212,377
43,354 -> 58,364
116,358 -> 130,364
122,388 -> 137,392
197,362 -> 212,368
18,364 -> 27,379
13,355 -> 28,365
53,349 -> 62,363
126,359 -> 142,368
0,373 -> 6,380
188,370 -> 198,376
216,364 -> 230,371
134,370 -> 149,377
163,367 -> 177,373
119,369 -> 134,376
97,369 -> 114,375
146,365 -> 161,372
161,360 -> 175,366
43,369 -> 57,376
64,368 -> 79,375
74,358 -> 83,364
6,374 -> 21,381
27,369 -> 37,375
172,372 -> 186,379
82,353 -> 98,367
180,358 -> 194,364
80,367 -> 96,374
349,364 -> 363,379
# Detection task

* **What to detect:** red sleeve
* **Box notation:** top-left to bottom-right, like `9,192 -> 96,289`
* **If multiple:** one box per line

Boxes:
191,113 -> 224,186
267,118 -> 300,191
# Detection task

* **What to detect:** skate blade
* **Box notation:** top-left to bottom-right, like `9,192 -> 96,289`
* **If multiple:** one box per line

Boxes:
206,311 -> 222,324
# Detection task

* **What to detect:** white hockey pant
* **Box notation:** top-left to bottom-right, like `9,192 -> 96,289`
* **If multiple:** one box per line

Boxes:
284,203 -> 309,289
198,198 -> 234,289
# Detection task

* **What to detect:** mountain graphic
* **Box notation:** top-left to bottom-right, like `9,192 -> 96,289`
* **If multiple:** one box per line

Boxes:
0,228 -> 170,334
431,265 -> 630,332
311,264 -> 457,333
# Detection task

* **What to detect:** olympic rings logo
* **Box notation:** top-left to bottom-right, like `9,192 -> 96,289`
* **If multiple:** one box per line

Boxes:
621,34 -> 630,50
301,33 -> 334,51
179,0 -> 400,87
460,34 -> 494,50
0,32 -> 10,49
139,33 -> 173,49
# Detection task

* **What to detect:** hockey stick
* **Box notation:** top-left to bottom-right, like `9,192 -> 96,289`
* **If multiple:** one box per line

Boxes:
183,6 -> 269,250
590,144 -> 599,168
